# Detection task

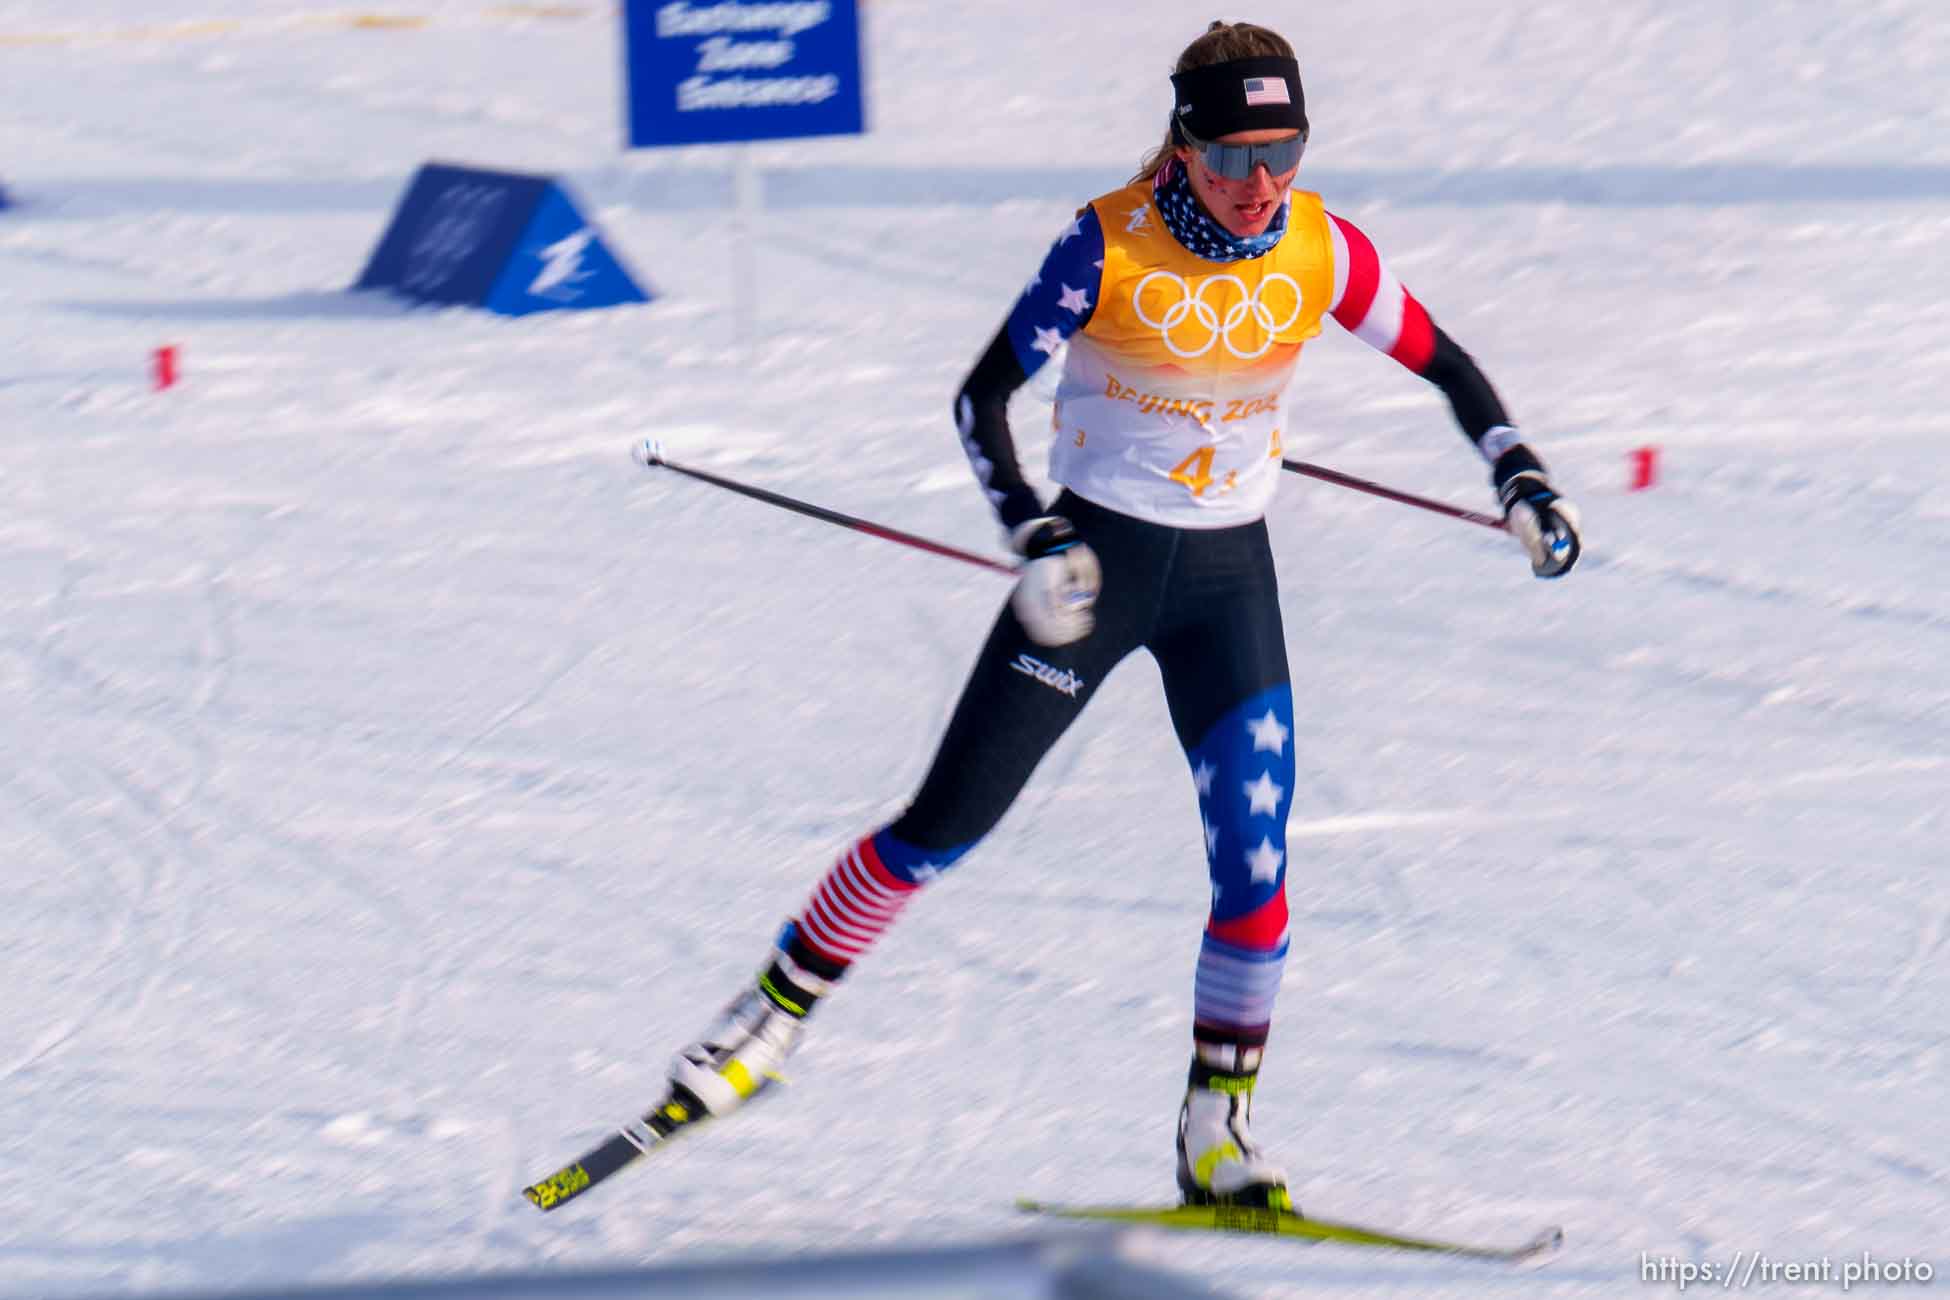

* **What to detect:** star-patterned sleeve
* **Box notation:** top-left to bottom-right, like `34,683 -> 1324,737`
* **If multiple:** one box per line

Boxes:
1003,208 -> 1105,375
953,208 -> 1107,532
1326,209 -> 1546,488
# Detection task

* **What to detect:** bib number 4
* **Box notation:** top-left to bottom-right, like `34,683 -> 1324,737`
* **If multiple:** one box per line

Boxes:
1167,428 -> 1283,498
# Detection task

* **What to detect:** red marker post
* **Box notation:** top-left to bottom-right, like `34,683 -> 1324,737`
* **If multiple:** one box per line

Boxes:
1629,445 -> 1659,491
153,345 -> 179,391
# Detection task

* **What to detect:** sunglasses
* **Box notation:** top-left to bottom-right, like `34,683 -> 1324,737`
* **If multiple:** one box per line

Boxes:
1177,123 -> 1308,181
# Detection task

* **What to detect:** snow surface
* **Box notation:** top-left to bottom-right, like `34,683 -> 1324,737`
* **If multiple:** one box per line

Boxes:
3,2 -> 1948,1296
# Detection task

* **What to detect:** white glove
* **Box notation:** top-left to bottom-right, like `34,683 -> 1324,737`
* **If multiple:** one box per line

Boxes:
1499,470 -> 1582,579
1009,517 -> 1101,646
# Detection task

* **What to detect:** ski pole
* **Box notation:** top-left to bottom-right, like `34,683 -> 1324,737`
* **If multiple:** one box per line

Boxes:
635,440 -> 1022,578
1281,459 -> 1507,533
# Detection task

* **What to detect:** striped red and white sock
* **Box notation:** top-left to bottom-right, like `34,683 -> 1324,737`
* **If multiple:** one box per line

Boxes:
794,836 -> 923,967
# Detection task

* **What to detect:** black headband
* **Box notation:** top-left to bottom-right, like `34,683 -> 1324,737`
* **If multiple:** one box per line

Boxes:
1170,55 -> 1308,143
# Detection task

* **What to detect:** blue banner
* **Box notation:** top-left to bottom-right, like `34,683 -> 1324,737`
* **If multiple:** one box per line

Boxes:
484,184 -> 653,316
355,164 -> 651,317
624,0 -> 864,148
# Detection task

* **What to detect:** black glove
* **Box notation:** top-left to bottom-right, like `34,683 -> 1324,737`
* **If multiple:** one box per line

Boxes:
1009,517 -> 1101,645
1494,451 -> 1582,579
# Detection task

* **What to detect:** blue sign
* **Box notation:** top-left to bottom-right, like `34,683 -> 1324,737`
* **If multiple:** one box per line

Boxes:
355,163 -> 651,317
624,0 -> 864,148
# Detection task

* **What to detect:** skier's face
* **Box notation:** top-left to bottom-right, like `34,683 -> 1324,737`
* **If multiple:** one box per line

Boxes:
1178,129 -> 1301,239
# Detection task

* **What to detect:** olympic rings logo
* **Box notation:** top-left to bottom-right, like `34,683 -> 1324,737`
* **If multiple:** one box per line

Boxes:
1132,271 -> 1304,360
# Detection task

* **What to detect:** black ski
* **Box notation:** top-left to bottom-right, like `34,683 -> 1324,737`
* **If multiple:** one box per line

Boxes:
522,1088 -> 705,1211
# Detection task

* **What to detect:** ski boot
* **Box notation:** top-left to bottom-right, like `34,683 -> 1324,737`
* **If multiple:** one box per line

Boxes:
667,937 -> 833,1117
1175,1054 -> 1294,1211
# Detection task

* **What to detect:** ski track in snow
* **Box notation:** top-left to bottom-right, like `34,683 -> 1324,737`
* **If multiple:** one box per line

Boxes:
4,2 -> 1949,1297
3,559 -> 219,1085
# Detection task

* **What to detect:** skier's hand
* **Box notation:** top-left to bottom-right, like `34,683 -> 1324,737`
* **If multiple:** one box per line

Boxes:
1497,465 -> 1581,579
1010,516 -> 1100,645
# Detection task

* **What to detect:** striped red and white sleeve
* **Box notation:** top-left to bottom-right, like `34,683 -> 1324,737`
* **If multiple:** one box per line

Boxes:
1326,210 -> 1437,374
1324,207 -> 1537,477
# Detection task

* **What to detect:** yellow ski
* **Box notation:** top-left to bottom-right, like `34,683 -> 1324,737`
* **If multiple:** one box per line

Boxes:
1015,1198 -> 1562,1264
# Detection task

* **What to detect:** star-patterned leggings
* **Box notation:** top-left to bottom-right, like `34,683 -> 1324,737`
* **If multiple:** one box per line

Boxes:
787,490 -> 1295,1058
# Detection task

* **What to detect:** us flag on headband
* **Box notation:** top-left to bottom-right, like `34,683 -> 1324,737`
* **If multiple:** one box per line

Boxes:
1242,76 -> 1290,106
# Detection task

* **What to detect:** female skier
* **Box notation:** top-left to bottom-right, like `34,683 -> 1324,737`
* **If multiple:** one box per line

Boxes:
668,21 -> 1581,1210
